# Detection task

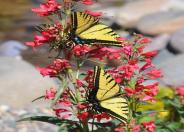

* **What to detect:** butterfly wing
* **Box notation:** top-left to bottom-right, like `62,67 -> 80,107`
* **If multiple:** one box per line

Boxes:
78,23 -> 121,46
94,66 -> 120,101
71,12 -> 121,46
71,12 -> 99,34
100,97 -> 129,124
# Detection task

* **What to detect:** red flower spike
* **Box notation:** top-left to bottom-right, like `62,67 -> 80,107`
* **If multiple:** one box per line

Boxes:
77,112 -> 90,122
76,79 -> 84,87
114,127 -> 124,132
37,59 -> 71,77
132,125 -> 141,132
142,121 -> 155,132
72,45 -> 90,56
176,86 -> 184,96
140,59 -> 154,72
45,87 -> 56,100
36,67 -> 57,77
145,69 -> 162,79
139,38 -> 152,45
125,87 -> 136,97
93,112 -> 111,122
142,51 -> 158,58
82,0 -> 93,5
32,0 -> 61,16
85,10 -> 102,17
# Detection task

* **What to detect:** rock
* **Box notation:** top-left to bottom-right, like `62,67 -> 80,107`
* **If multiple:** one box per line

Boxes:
157,54 -> 184,85
0,105 -> 58,132
170,28 -> 184,53
144,34 -> 170,52
163,0 -> 184,11
116,0 -> 168,28
152,49 -> 175,65
0,40 -> 28,57
137,10 -> 184,35
0,57 -> 57,108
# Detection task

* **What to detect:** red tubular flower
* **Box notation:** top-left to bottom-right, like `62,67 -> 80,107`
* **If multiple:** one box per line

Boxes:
124,87 -> 136,97
76,79 -> 84,87
53,108 -> 72,119
85,10 -> 102,17
176,86 -> 184,104
45,87 -> 56,100
114,127 -> 124,132
145,69 -> 162,79
82,0 -> 93,5
176,86 -> 184,96
140,59 -> 154,72
121,45 -> 132,57
93,112 -> 111,122
131,125 -> 141,132
118,63 -> 138,79
77,112 -> 90,122
32,0 -> 61,16
142,51 -> 158,58
138,38 -> 152,45
72,45 -> 90,56
142,121 -> 155,132
36,67 -> 57,77
37,59 -> 71,77
25,35 -> 48,48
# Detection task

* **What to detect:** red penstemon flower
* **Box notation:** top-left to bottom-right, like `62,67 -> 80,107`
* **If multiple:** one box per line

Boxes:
93,112 -> 111,122
37,59 -> 71,77
81,0 -> 93,5
131,125 -> 141,132
72,45 -> 90,56
176,86 -> 184,104
25,35 -> 48,48
142,121 -> 155,132
142,51 -> 158,58
32,0 -> 61,16
45,87 -> 57,100
145,69 -> 162,79
85,10 -> 102,17
77,112 -> 90,122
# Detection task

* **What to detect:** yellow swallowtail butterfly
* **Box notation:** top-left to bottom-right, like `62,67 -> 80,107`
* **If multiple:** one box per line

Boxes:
70,12 -> 122,46
88,66 -> 129,124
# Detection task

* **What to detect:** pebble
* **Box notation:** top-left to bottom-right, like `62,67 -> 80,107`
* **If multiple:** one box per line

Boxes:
0,105 -> 58,132
115,0 -> 168,28
0,57 -> 58,108
144,34 -> 170,52
170,28 -> 184,53
137,10 -> 184,35
157,54 -> 184,85
152,49 -> 175,65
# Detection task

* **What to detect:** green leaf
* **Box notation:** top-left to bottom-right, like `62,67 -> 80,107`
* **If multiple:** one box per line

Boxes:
32,95 -> 45,102
17,116 -> 75,126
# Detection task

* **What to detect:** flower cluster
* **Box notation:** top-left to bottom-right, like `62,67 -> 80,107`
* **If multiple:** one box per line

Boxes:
23,0 -> 166,132
32,0 -> 61,16
37,59 -> 71,77
176,86 -> 184,104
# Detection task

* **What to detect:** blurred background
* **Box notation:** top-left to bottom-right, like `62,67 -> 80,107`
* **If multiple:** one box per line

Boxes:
0,0 -> 184,131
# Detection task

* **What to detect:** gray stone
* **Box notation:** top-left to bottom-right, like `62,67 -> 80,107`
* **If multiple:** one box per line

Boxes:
152,49 -> 175,65
144,34 -> 170,52
170,28 -> 184,53
157,54 -> 184,85
137,10 -> 184,35
0,40 -> 27,57
116,0 -> 168,28
0,57 -> 57,108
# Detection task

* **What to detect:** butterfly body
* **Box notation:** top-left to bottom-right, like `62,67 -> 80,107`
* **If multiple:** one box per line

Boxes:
70,12 -> 122,46
88,66 -> 129,124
